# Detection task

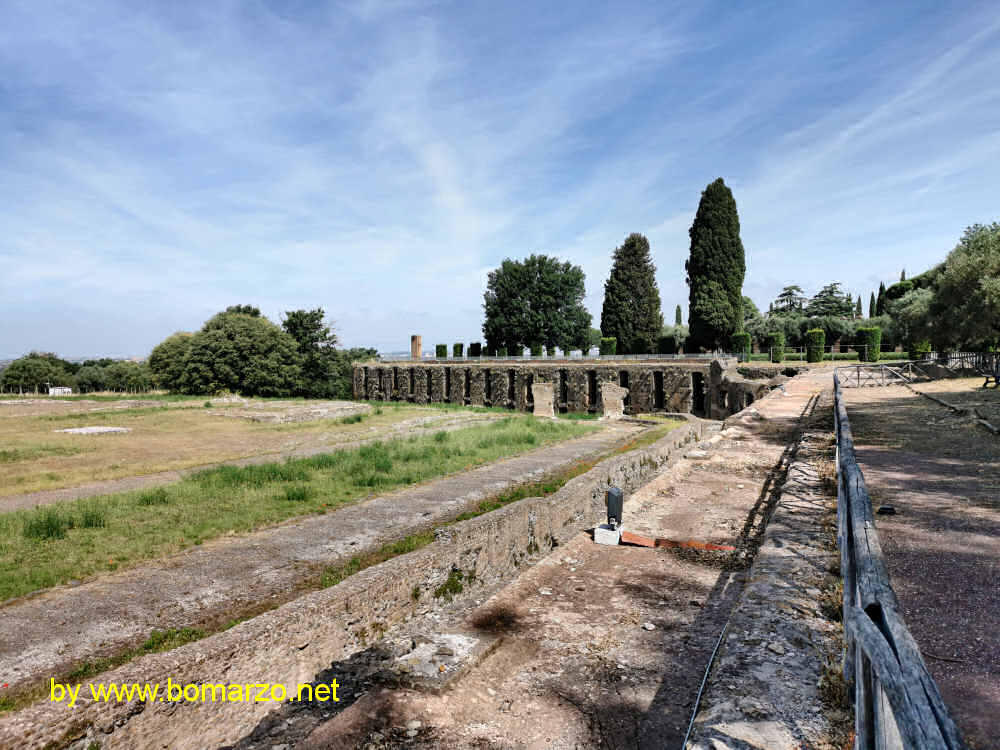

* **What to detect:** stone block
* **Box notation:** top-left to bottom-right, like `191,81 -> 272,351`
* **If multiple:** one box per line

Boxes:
600,383 -> 628,420
594,523 -> 621,546
531,382 -> 555,418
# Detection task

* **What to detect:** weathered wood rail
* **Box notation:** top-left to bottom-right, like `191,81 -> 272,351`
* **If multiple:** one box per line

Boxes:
834,372 -> 967,749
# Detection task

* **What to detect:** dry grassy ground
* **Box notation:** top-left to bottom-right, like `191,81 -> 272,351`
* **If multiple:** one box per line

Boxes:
0,397 -> 475,496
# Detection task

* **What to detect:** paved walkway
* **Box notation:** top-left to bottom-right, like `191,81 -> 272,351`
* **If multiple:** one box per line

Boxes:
0,413 -> 500,512
0,422 -> 642,693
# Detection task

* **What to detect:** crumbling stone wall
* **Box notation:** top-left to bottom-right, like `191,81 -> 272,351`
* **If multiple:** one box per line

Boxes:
353,359 -> 770,418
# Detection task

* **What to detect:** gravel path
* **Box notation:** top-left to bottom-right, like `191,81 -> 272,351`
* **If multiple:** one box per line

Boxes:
0,413 -> 501,513
0,421 -> 641,694
844,384 -> 999,750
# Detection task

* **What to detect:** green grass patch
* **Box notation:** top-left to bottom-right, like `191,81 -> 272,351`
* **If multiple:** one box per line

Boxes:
339,413 -> 364,424
320,531 -> 436,588
0,416 -> 596,601
0,443 -> 89,463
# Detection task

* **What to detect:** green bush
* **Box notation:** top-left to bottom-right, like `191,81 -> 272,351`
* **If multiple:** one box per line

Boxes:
435,344 -> 447,359
767,331 -> 785,363
599,337 -> 617,355
805,329 -> 825,363
497,347 -> 508,357
629,336 -> 649,354
469,342 -> 482,357
730,332 -> 751,359
453,343 -> 464,358
856,326 -> 882,362
909,339 -> 931,361
529,343 -> 542,357
879,351 -> 909,361
546,345 -> 556,357
657,335 -> 673,354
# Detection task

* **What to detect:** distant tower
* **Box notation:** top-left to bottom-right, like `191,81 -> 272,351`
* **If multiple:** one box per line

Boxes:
410,335 -> 422,359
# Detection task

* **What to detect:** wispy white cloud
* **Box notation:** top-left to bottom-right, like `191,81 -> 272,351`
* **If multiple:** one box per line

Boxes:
1,1 -> 998,357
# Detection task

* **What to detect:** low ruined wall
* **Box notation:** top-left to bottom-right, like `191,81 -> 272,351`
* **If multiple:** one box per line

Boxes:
3,422 -> 706,750
353,361 -> 710,416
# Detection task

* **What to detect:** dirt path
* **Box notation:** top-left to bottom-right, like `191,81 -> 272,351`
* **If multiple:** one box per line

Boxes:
233,372 -> 831,750
0,422 -> 646,695
843,383 -> 999,750
1,412 -> 501,512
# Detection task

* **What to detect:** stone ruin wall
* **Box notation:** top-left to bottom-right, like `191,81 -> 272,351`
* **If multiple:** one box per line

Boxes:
351,359 -> 794,418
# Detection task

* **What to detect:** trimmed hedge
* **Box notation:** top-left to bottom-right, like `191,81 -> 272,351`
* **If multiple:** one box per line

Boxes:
599,337 -> 617,356
767,331 -> 785,363
453,343 -> 464,358
497,347 -> 508,357
435,344 -> 447,358
856,326 -> 881,362
530,343 -> 543,357
805,329 -> 825,363
469,342 -> 482,357
730,332 -> 751,359
657,335 -> 675,354
546,345 -> 556,357
629,336 -> 649,355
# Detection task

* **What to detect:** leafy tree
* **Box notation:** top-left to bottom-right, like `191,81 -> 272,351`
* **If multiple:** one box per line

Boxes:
742,296 -> 766,344
282,309 -> 339,398
686,178 -> 746,351
75,365 -> 108,393
600,233 -> 663,354
868,292 -> 876,319
586,328 -> 603,351
806,283 -> 853,317
675,304 -> 683,326
330,347 -> 377,399
875,282 -> 887,316
179,309 -> 302,396
928,222 -> 1000,349
148,332 -> 193,391
224,304 -> 261,317
0,353 -> 75,393
483,254 -> 592,353
771,285 -> 806,315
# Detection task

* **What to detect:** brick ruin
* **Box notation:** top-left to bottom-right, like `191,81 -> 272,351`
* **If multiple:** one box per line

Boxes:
351,358 -> 799,418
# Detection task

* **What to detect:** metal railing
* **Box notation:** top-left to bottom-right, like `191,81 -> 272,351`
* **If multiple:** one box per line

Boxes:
834,372 -> 967,749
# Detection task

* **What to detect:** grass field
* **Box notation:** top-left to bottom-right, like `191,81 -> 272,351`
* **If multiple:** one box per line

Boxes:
0,415 -> 598,601
0,398 -> 480,496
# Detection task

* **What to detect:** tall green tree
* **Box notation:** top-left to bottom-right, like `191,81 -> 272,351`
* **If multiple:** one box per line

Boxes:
148,332 -> 193,391
854,296 -> 863,318
685,178 -> 746,351
772,285 -> 806,315
483,254 -> 591,353
868,292 -> 876,319
675,304 -> 682,326
600,233 -> 664,353
875,282 -> 887,315
0,353 -> 75,393
178,308 -> 302,396
282,308 -> 339,398
928,222 -> 1000,349
806,283 -> 853,317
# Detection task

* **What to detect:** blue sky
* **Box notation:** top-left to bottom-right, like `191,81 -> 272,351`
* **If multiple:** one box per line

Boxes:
2,0 -> 999,358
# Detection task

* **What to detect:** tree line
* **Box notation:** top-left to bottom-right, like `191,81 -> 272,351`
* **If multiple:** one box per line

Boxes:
482,177 -> 745,355
0,306 -> 375,398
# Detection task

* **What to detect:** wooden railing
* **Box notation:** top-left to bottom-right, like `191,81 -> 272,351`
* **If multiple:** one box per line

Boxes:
833,372 -> 967,749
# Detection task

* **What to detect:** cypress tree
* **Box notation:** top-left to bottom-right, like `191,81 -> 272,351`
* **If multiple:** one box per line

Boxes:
675,304 -> 682,326
685,178 -> 746,351
600,233 -> 664,353
855,296 -> 863,318
868,292 -> 876,319
875,282 -> 887,315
